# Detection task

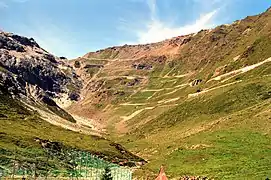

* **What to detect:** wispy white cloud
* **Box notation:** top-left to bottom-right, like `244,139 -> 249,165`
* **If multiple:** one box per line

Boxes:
147,0 -> 157,20
120,0 -> 220,44
137,10 -> 217,44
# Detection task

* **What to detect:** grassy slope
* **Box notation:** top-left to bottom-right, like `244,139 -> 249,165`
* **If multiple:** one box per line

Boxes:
105,10 -> 271,179
0,93 -> 143,174
118,74 -> 271,179
64,8 -> 271,179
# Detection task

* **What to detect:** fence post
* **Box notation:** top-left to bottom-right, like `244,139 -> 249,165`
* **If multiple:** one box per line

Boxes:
0,167 -> 3,180
12,148 -> 17,180
45,149 -> 49,180
34,153 -> 37,179
85,153 -> 88,179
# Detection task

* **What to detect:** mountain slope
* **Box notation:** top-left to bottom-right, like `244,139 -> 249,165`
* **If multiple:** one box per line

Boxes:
69,7 -> 271,133
1,7 -> 271,180
67,7 -> 271,179
0,31 -> 145,177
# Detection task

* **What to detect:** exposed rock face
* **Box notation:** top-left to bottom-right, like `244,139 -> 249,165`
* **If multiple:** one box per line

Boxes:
83,34 -> 194,59
127,78 -> 140,87
0,32 -> 82,100
132,63 -> 152,70
0,32 -> 82,124
0,34 -> 25,52
0,54 -> 66,94
0,71 -> 26,95
190,79 -> 202,87
69,92 -> 80,101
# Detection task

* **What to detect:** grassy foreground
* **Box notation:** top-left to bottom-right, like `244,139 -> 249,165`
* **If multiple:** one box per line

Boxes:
116,76 -> 271,179
0,93 -> 143,176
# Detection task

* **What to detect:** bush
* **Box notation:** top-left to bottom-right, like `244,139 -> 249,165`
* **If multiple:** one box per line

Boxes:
101,166 -> 113,180
74,61 -> 81,68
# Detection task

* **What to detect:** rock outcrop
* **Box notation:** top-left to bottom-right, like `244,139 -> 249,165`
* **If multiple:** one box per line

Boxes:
0,31 -> 82,100
0,32 -> 82,123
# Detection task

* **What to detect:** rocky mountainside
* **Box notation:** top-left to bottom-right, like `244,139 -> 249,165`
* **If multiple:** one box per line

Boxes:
84,34 -> 192,59
0,7 -> 271,180
0,31 -> 81,100
0,31 -> 145,177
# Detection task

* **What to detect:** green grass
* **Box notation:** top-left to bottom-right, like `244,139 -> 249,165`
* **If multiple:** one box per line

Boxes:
164,130 -> 271,179
86,67 -> 100,77
136,77 -> 271,133
129,91 -> 155,103
115,75 -> 271,179
1,8 -> 268,179
0,93 -> 143,174
79,10 -> 271,179
85,59 -> 108,65
120,103 -> 271,180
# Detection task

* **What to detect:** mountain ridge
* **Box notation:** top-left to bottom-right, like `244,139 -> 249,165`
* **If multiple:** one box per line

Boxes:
78,6 -> 271,60
67,7 -> 271,179
67,6 -> 271,126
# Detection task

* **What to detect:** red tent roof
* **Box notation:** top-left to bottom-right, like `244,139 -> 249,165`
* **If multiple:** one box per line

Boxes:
155,166 -> 168,180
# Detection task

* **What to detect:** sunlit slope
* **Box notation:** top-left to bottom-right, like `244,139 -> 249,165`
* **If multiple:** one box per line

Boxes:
120,73 -> 271,179
0,93 -> 144,174
65,7 -> 271,179
69,8 -> 271,134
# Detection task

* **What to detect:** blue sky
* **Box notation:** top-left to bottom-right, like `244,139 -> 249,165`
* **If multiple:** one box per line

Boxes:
1,0 -> 271,58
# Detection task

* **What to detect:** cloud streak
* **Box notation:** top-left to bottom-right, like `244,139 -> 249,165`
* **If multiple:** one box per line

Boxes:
137,10 -> 218,44
121,0 -> 220,44
147,0 -> 157,20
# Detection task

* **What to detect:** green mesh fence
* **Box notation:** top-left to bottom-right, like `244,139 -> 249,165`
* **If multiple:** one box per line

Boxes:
0,149 -> 133,180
